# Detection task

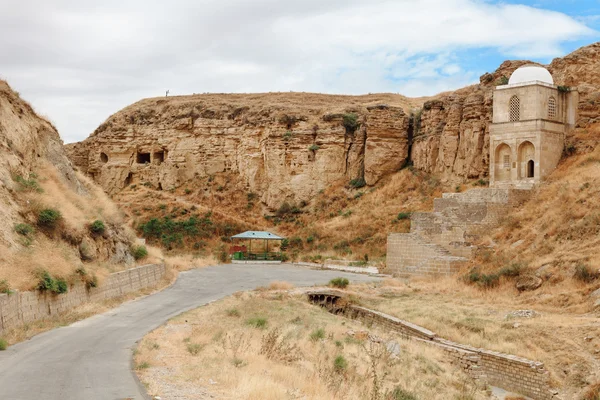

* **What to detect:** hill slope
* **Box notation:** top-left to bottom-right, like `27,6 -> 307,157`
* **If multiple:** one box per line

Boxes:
0,80 -> 141,291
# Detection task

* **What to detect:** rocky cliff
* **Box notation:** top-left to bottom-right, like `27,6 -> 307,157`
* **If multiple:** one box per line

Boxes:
0,80 -> 136,290
67,43 -> 600,208
67,93 -> 421,209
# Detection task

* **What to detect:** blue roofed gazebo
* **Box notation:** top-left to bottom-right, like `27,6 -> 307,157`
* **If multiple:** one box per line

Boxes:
230,231 -> 286,262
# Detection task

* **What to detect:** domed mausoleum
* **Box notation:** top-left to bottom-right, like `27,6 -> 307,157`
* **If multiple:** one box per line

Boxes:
489,65 -> 579,189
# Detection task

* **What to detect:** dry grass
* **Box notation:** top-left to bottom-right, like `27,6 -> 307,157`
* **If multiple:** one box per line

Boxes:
267,281 -> 294,290
135,291 -> 484,400
473,145 -> 600,282
357,278 -> 600,396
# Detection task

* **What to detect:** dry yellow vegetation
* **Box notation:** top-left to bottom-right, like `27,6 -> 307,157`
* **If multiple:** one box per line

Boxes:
357,278 -> 600,398
135,287 -> 485,400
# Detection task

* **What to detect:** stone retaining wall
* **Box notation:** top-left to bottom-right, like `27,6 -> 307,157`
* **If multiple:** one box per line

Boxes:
308,292 -> 555,400
0,263 -> 166,336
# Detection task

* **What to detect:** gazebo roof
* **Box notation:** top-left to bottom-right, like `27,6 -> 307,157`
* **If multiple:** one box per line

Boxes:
230,231 -> 285,240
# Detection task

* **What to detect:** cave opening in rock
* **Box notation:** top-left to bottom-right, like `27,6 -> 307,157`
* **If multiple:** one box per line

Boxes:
136,152 -> 151,164
100,153 -> 108,163
153,150 -> 165,164
124,172 -> 133,187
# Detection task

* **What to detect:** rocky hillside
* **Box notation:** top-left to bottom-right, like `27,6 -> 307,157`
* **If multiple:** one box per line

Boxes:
0,80 -> 140,291
68,43 -> 600,210
66,92 -> 430,209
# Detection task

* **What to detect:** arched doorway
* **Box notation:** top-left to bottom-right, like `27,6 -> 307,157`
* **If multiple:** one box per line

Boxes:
527,160 -> 534,178
518,141 -> 535,180
494,143 -> 512,182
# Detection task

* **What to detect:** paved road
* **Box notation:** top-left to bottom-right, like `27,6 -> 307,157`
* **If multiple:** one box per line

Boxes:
0,263 -> 379,400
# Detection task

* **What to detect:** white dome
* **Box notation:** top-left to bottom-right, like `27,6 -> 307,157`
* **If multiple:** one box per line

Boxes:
508,65 -> 554,85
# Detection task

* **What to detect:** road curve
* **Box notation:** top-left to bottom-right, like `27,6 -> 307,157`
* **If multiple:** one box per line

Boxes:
0,263 -> 379,400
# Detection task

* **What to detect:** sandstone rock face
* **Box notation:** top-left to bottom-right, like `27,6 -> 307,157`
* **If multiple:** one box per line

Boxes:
67,43 -> 600,203
67,94 -> 414,208
411,43 -> 600,180
0,79 -> 133,268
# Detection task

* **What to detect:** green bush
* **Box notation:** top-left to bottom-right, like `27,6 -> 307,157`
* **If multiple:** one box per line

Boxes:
309,144 -> 320,151
310,328 -> 326,342
226,308 -> 241,317
342,113 -> 360,133
89,220 -> 106,234
349,177 -> 366,189
186,342 -> 204,355
499,263 -> 523,278
397,212 -> 411,220
131,245 -> 148,260
246,317 -> 268,329
464,268 -> 500,289
329,277 -> 349,289
388,386 -> 418,400
496,75 -> 509,85
37,208 -> 62,228
36,270 -> 68,294
14,174 -> 43,193
0,280 -> 12,294
574,263 -> 599,283
333,355 -> 348,372
0,338 -> 7,351
14,223 -> 34,236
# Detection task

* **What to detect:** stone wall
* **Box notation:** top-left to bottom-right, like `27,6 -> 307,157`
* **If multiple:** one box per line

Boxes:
0,263 -> 166,336
386,233 -> 466,276
308,292 -> 555,400
386,188 -> 530,276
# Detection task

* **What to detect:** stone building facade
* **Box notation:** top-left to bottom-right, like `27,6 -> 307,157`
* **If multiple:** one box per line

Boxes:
489,65 -> 578,188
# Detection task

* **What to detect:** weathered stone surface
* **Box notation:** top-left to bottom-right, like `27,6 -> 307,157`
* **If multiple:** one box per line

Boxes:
515,275 -> 543,292
67,94 -> 414,208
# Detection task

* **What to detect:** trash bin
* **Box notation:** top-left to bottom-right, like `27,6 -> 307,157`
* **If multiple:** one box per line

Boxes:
233,252 -> 243,260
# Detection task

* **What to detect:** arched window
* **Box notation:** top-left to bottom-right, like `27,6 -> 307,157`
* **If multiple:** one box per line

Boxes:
548,96 -> 556,120
509,95 -> 520,122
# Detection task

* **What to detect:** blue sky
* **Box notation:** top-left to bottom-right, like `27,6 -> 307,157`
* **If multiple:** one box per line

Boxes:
0,0 -> 599,143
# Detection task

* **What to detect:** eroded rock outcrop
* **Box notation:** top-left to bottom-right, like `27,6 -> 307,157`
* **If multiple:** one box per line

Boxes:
67,94 -> 415,208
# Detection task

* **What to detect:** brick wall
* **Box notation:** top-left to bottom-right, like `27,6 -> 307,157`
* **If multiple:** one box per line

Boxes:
0,263 -> 166,336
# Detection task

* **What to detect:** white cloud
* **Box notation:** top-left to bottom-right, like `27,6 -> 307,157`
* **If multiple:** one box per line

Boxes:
0,0 -> 596,142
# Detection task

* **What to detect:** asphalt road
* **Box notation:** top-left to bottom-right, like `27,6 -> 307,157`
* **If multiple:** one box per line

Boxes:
0,263 -> 379,400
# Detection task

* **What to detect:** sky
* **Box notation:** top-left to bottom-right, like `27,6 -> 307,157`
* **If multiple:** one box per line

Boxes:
1,0 -> 599,143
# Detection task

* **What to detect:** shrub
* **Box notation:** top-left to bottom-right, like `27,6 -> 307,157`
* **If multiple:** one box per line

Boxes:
310,328 -> 326,342
574,263 -> 599,283
14,223 -> 34,236
397,212 -> 411,220
246,317 -> 268,329
333,355 -> 348,372
186,342 -> 204,355
14,174 -> 43,193
329,277 -> 349,289
499,263 -> 523,278
131,245 -> 148,260
464,268 -> 499,289
557,85 -> 571,93
474,178 -> 489,186
283,130 -> 293,142
136,361 -> 150,370
309,144 -> 320,151
496,75 -> 509,85
36,270 -> 68,294
0,280 -> 12,294
226,308 -> 241,317
37,208 -> 62,228
388,386 -> 418,400
0,338 -> 7,351
349,177 -> 366,189
89,220 -> 106,234
342,113 -> 360,133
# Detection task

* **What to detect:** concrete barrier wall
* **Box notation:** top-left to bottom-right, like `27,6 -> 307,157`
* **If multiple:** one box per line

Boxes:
0,263 -> 166,336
